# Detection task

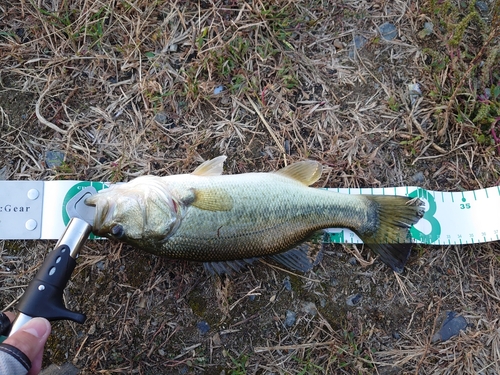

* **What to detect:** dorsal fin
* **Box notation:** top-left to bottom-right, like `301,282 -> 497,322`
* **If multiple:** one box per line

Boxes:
275,160 -> 322,186
192,156 -> 227,176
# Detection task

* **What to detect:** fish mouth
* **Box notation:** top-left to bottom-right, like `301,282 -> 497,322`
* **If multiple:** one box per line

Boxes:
84,195 -> 112,236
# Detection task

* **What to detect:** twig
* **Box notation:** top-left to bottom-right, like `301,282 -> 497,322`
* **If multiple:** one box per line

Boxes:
254,340 -> 337,353
246,94 -> 287,165
35,81 -> 68,135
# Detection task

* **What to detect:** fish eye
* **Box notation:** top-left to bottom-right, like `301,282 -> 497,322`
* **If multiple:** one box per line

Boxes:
111,224 -> 125,239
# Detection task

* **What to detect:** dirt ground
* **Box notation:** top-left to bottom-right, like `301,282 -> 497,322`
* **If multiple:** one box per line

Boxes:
1,0 -> 500,374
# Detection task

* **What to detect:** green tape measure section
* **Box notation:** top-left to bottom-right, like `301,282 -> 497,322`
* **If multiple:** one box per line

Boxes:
409,188 -> 441,243
62,182 -> 107,239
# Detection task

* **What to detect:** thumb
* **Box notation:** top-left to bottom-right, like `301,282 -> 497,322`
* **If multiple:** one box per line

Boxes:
3,318 -> 51,374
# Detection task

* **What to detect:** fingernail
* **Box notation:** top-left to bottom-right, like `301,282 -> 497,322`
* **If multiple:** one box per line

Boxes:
20,318 -> 50,339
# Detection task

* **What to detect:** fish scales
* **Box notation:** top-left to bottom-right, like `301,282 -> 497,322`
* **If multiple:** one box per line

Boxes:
85,156 -> 424,273
158,172 -> 370,261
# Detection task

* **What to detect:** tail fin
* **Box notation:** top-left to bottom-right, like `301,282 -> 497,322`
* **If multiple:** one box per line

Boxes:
357,195 -> 424,273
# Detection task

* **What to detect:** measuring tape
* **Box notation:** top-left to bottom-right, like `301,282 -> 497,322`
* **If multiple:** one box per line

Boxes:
1,181 -> 499,245
326,186 -> 500,246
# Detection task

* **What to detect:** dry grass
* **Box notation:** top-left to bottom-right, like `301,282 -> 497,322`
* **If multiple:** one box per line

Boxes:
1,0 -> 500,374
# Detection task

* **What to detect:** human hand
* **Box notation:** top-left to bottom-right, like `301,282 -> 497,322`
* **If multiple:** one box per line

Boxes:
0,312 -> 51,375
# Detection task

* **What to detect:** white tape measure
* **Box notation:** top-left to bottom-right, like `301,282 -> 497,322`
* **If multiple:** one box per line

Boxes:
326,186 -> 500,245
1,181 -> 499,244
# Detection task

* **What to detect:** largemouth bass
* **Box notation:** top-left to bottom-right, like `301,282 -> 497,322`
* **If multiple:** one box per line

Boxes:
85,156 -> 423,273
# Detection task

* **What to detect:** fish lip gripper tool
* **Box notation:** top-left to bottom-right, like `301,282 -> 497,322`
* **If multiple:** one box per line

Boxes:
2,186 -> 96,336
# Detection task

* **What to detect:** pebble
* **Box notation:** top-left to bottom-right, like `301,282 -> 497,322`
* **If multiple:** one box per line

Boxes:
154,112 -> 168,124
411,171 -> 425,185
169,43 -> 178,52
302,302 -> 317,316
197,321 -> 210,334
408,83 -> 422,106
346,293 -> 362,306
0,166 -> 8,180
419,22 -> 434,38
476,1 -> 488,14
432,311 -> 468,342
379,22 -> 397,41
284,310 -> 296,327
333,39 -> 343,50
353,35 -> 367,49
284,139 -> 290,155
349,35 -> 367,58
348,257 -> 358,266
283,276 -> 292,291
212,332 -> 222,346
45,150 -> 65,168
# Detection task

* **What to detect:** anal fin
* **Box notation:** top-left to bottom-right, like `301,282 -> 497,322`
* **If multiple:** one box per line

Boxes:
203,258 -> 256,275
266,245 -> 314,273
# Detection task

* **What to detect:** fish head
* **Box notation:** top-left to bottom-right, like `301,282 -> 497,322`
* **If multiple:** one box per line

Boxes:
84,176 -> 181,246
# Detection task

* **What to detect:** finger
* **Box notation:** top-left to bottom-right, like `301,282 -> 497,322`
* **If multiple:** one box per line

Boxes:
2,317 -> 51,373
27,347 -> 44,375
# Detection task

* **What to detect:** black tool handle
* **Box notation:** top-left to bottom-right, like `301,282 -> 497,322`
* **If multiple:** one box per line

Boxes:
15,244 -> 86,323
8,217 -> 92,335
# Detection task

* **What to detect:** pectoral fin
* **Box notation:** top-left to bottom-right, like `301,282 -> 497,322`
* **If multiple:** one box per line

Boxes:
192,188 -> 233,211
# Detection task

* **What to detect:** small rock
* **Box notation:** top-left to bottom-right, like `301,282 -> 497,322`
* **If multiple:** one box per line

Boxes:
283,276 -> 292,291
346,293 -> 362,306
349,35 -> 367,58
284,310 -> 296,327
418,22 -> 434,39
348,257 -> 358,266
88,324 -> 96,335
197,321 -> 210,334
284,139 -> 290,155
353,35 -> 367,49
379,22 -> 397,41
0,166 -> 8,180
169,43 -> 178,52
333,39 -> 343,50
154,112 -> 168,124
302,302 -> 317,316
158,348 -> 165,356
432,311 -> 468,343
45,150 -> 65,168
476,1 -> 489,14
408,83 -> 422,106
214,85 -> 224,95
330,277 -> 339,287
411,171 -> 425,185
212,332 -> 222,346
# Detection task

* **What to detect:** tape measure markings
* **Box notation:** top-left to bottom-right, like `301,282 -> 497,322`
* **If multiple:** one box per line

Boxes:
1,181 -> 499,245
